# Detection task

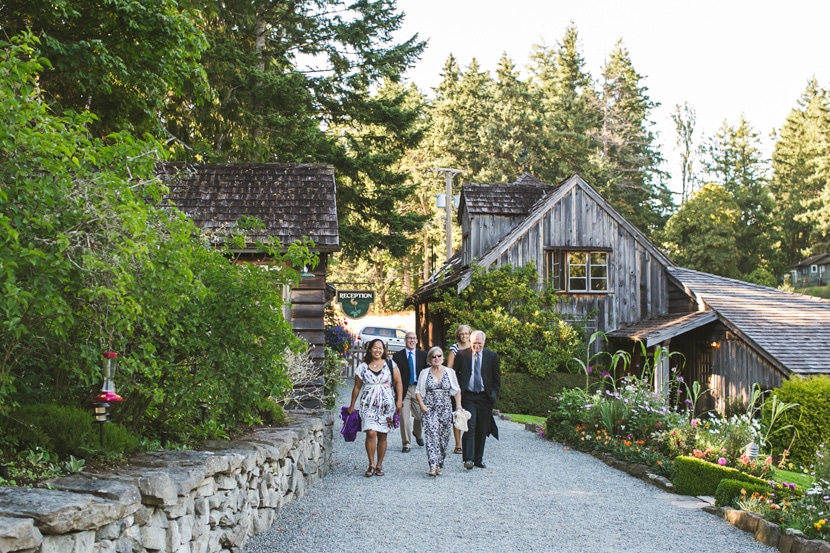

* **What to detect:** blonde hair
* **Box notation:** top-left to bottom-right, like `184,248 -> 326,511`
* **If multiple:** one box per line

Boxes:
455,324 -> 472,342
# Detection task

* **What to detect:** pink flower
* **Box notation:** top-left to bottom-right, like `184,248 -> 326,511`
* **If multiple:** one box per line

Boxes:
718,457 -> 727,466
690,419 -> 699,427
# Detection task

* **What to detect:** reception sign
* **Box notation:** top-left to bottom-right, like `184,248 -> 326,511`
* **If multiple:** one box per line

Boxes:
336,290 -> 375,319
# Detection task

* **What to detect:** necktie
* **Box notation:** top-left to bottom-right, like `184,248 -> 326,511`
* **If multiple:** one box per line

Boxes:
408,351 -> 415,385
474,353 -> 482,392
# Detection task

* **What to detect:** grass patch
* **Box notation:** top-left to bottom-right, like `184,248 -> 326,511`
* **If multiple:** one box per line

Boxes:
794,285 -> 830,299
504,413 -> 546,426
773,468 -> 814,489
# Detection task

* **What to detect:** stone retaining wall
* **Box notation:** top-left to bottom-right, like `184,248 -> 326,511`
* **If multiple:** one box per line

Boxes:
0,411 -> 334,553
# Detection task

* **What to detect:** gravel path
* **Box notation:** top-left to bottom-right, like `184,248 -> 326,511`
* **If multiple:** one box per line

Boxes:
245,381 -> 775,553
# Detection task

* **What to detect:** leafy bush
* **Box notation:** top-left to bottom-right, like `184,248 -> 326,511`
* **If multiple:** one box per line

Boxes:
433,263 -> 584,377
715,478 -> 771,508
9,404 -> 142,457
672,455 -> 767,496
765,375 -> 830,467
255,398 -> 288,426
497,372 -> 586,416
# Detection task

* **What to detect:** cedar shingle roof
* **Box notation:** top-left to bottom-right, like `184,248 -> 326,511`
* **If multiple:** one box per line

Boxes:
607,311 -> 718,347
461,173 -> 550,216
668,267 -> 830,375
158,162 -> 340,252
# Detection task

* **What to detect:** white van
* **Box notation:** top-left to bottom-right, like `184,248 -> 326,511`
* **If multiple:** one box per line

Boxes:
357,326 -> 408,353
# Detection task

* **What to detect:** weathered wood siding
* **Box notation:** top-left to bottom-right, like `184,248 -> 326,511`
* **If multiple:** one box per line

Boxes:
484,185 -> 670,333
464,211 -> 527,264
291,254 -> 329,364
709,331 -> 784,411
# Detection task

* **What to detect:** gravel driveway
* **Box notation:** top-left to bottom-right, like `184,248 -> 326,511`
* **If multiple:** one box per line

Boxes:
245,381 -> 775,553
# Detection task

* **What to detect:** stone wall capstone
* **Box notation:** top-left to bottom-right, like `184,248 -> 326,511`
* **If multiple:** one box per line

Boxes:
0,411 -> 333,553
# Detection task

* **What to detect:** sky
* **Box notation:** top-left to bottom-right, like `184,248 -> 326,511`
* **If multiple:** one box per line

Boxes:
393,0 -> 830,195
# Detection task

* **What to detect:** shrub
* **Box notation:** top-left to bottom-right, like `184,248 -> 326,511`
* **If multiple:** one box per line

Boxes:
9,404 -> 141,457
433,264 -> 584,377
497,372 -> 587,416
765,375 -> 830,467
715,478 -> 771,508
672,455 -> 768,496
255,398 -> 288,426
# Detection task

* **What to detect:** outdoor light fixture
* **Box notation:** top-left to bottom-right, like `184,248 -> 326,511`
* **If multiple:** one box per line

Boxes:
299,265 -> 315,278
198,401 -> 209,423
92,401 -> 110,448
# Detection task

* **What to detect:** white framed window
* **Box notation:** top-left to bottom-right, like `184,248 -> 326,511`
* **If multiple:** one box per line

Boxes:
546,249 -> 609,293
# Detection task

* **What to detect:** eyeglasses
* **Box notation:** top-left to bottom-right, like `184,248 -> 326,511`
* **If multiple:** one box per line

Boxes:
431,354 -> 443,359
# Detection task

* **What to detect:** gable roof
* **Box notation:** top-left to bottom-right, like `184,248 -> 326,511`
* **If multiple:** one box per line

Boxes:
668,267 -> 830,376
158,162 -> 340,253
788,252 -> 830,269
459,174 -> 550,216
457,174 -> 674,290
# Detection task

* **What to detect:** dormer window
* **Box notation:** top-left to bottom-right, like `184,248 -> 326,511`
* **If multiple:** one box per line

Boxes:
546,249 -> 609,293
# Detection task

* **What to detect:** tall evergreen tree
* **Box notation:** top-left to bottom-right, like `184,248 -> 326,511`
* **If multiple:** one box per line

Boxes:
770,80 -> 830,262
700,116 -> 779,276
596,40 -> 672,235
0,0 -> 209,137
529,24 -> 601,185
477,53 -> 543,183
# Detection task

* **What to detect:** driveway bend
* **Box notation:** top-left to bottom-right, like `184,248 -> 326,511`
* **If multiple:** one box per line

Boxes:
245,381 -> 775,553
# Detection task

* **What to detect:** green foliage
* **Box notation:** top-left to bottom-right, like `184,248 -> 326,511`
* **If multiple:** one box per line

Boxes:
434,263 -> 583,376
8,404 -> 141,457
658,183 -> 742,278
1,0 -> 209,137
255,398 -> 288,427
0,36 -> 311,444
715,478 -> 771,508
766,375 -> 830,467
672,455 -> 767,496
770,80 -> 830,264
496,371 -> 587,416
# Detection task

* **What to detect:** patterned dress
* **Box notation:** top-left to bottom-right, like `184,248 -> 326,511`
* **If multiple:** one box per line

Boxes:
422,370 -> 454,466
356,362 -> 397,433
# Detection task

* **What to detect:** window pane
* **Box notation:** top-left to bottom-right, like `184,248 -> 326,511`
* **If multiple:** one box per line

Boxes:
567,252 -> 588,291
590,252 -> 608,291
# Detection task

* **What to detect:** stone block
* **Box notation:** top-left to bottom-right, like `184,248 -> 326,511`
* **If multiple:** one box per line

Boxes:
41,531 -> 93,553
140,526 -> 166,552
165,520 -> 180,551
177,515 -> 193,544
92,539 -> 116,553
214,476 -> 236,491
0,489 -> 125,535
754,519 -> 781,547
95,522 -> 120,542
132,506 -> 150,527
0,517 -> 43,553
251,510 -> 274,537
195,479 -> 214,499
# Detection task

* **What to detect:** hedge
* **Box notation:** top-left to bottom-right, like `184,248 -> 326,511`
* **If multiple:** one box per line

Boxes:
672,455 -> 768,496
765,375 -> 830,467
496,371 -> 587,416
714,478 -> 772,508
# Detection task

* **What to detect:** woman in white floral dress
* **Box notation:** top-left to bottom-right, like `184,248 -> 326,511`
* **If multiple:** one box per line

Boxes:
348,338 -> 403,477
416,346 -> 462,477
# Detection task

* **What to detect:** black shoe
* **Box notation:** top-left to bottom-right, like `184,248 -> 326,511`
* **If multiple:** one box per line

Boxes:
474,462 -> 487,469
464,460 -> 474,470
416,436 -> 424,447
402,446 -> 411,453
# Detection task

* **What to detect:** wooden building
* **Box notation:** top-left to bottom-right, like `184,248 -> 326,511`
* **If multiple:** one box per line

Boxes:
158,163 -> 340,376
410,174 -> 830,409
